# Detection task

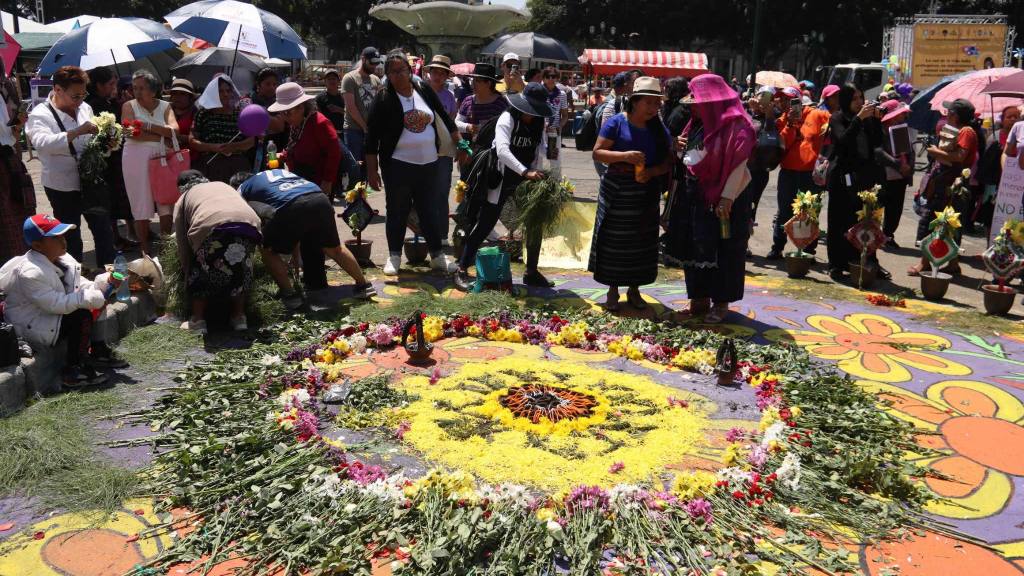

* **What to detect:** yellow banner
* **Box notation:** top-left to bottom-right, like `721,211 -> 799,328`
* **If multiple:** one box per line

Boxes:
912,23 -> 1006,87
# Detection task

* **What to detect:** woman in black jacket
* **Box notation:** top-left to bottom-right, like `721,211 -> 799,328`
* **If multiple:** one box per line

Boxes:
365,50 -> 469,276
826,84 -> 883,280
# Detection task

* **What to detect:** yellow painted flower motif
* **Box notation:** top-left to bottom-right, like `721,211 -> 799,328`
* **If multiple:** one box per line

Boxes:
764,313 -> 970,383
398,357 -> 707,492
858,379 -> 1024,520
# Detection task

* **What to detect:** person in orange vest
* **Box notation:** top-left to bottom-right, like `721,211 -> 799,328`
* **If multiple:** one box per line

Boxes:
766,86 -> 831,259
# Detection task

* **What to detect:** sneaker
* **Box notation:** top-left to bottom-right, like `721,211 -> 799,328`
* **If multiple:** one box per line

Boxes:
383,255 -> 401,276
63,365 -> 108,389
523,270 -> 554,288
765,249 -> 783,260
90,347 -> 128,369
230,316 -> 249,331
353,282 -> 377,299
430,254 -> 458,274
914,239 -> 921,248
454,270 -> 474,292
180,319 -> 208,334
280,292 -> 304,310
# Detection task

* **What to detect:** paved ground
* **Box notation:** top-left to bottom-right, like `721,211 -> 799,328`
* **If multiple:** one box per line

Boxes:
26,139 -> 1004,313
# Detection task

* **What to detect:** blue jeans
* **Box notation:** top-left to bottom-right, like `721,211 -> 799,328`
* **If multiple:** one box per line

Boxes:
433,156 -> 454,243
343,129 -> 366,183
771,169 -> 818,253
338,140 -> 361,192
44,187 -> 115,267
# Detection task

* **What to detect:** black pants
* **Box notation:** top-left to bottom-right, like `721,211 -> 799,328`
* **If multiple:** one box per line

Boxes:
772,169 -> 818,253
826,178 -> 861,272
746,167 -> 770,221
44,187 -> 115,267
58,308 -> 93,367
880,179 -> 908,240
460,181 -> 540,272
382,159 -> 443,256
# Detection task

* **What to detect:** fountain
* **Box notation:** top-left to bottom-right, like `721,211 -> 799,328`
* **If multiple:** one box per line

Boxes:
369,0 -> 529,62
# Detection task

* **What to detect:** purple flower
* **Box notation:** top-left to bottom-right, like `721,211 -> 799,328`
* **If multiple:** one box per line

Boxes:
564,485 -> 610,516
294,409 -> 320,442
685,498 -> 713,525
725,427 -> 746,442
747,445 -> 768,469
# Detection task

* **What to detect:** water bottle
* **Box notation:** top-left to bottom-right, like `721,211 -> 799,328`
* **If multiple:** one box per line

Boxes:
266,140 -> 279,169
113,252 -> 130,302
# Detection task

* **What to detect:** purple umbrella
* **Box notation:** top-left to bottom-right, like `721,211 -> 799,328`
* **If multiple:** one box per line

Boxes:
980,70 -> 1024,98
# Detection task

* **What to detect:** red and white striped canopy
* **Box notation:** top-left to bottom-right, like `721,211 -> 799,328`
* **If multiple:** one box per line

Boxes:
579,49 -> 709,78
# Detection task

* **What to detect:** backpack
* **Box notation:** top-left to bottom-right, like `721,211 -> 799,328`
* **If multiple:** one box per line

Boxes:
470,115 -> 501,156
575,97 -> 620,152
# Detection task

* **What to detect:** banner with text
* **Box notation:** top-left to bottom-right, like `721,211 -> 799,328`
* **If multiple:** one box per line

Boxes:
911,23 -> 1007,87
991,157 -> 1024,244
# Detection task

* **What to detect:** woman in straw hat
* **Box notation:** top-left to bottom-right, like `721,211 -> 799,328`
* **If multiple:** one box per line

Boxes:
670,74 -> 755,324
589,76 -> 674,311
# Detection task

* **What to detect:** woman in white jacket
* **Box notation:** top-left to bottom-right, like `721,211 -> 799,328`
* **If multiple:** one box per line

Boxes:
0,214 -> 125,387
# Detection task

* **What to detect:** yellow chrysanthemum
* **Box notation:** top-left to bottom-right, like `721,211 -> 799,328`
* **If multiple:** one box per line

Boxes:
670,348 -> 716,371
672,470 -> 718,500
722,443 -> 744,466
422,316 -> 445,343
398,357 -> 707,491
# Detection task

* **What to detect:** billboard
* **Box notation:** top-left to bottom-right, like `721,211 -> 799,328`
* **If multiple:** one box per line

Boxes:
911,23 -> 1006,86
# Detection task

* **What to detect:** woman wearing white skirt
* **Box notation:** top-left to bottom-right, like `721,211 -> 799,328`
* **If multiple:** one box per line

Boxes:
122,70 -> 179,255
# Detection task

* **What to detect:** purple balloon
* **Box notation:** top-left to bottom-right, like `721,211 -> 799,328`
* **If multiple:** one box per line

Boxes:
238,104 -> 270,137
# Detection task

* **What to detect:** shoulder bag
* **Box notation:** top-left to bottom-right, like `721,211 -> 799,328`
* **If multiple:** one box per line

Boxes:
149,128 -> 191,205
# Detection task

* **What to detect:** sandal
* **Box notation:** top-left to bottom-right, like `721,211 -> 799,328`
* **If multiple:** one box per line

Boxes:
626,288 -> 646,309
704,305 -> 729,324
605,288 -> 621,312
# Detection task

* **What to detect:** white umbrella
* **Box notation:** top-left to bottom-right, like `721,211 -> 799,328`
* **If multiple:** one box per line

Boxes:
165,0 -> 307,61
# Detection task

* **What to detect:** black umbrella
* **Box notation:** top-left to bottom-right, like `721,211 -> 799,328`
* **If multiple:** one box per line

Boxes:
481,33 -> 575,62
907,70 -> 971,133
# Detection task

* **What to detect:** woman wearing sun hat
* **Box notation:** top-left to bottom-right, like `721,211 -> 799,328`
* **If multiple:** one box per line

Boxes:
269,81 -> 351,291
589,76 -> 674,311
669,74 -> 755,324
454,82 -> 554,292
455,62 -> 508,146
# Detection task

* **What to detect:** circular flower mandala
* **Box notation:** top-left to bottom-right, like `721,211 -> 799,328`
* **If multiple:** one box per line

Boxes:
398,357 -> 707,492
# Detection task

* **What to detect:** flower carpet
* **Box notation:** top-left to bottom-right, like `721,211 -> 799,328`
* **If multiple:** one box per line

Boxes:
1,272 -> 1024,575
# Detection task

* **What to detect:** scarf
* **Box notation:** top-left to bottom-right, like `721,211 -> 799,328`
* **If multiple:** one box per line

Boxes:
197,73 -> 240,110
684,96 -> 755,207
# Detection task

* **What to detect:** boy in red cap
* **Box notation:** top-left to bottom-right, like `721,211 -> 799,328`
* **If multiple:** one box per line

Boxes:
0,214 -> 127,388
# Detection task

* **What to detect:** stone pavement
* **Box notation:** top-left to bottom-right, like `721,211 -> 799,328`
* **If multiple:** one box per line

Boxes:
23,139 -> 1011,316
0,269 -> 1023,575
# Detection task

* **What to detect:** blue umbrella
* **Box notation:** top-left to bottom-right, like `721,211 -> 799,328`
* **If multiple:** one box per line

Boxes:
165,0 -> 307,61
38,17 -> 182,76
907,70 -> 972,133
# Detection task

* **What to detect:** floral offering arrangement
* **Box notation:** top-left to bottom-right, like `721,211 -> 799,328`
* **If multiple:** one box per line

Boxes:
127,298 -> 955,576
921,206 -> 961,275
983,218 -> 1024,287
344,181 -> 369,205
78,112 -> 124,190
855,187 -> 884,224
785,191 -> 822,255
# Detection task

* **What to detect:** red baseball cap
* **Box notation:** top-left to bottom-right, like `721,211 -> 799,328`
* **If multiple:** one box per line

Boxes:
23,214 -> 75,245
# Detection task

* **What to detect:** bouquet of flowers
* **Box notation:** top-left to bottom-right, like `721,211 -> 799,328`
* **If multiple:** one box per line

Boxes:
983,218 -> 1024,288
949,168 -> 972,205
854,187 -> 884,224
340,182 -> 376,244
513,174 -> 576,241
784,191 -> 822,255
78,112 -> 124,187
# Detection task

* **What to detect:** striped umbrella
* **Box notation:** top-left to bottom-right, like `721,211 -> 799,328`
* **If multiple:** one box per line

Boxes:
165,0 -> 307,60
38,17 -> 182,76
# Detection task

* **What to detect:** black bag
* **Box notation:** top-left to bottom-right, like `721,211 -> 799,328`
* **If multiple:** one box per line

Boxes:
0,292 -> 20,368
575,98 -> 619,152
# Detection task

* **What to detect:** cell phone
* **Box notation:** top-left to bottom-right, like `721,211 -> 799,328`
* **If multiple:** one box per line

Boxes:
865,100 -> 880,107
510,64 -> 519,73
790,98 -> 803,116
758,91 -> 772,107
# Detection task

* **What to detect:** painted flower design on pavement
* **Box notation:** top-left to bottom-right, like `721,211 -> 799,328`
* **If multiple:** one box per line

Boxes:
765,313 -> 971,383
859,379 -> 1023,520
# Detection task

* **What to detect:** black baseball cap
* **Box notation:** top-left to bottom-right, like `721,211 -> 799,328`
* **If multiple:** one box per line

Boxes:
361,47 -> 381,60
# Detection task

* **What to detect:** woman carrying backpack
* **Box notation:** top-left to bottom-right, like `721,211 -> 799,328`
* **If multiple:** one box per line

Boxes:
454,83 -> 554,292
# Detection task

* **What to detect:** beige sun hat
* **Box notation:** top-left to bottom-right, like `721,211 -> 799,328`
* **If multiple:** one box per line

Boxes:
630,76 -> 663,98
267,82 -> 315,112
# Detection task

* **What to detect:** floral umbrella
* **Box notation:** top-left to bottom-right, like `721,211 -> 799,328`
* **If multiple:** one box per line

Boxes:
750,71 -> 799,89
